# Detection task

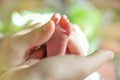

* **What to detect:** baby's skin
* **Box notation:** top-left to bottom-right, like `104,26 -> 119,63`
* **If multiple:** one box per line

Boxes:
0,13 -> 89,79
26,13 -> 89,61
29,13 -> 72,59
0,13 -> 113,80
47,14 -> 71,56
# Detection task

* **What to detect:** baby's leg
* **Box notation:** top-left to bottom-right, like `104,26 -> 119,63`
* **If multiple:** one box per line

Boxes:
47,14 -> 71,56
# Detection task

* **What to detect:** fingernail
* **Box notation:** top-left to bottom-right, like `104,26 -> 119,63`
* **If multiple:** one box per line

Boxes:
101,50 -> 114,60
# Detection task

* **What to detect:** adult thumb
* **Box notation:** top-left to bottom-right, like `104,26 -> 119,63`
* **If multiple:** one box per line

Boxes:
32,50 -> 114,80
11,20 -> 55,52
76,50 -> 114,79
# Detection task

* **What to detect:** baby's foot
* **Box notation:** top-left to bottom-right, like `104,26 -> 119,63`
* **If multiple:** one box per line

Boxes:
47,14 -> 72,56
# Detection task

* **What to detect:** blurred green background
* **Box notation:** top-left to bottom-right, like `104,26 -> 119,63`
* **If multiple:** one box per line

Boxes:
0,0 -> 120,79
0,0 -> 119,53
0,0 -> 120,53
0,0 -> 102,53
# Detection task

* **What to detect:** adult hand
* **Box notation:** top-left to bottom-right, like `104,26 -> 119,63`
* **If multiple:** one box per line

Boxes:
0,19 -> 55,73
0,13 -> 114,80
0,13 -> 89,73
0,50 -> 114,80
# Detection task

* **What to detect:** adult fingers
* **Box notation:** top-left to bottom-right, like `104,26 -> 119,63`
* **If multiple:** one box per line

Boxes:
68,24 -> 89,56
82,50 -> 114,77
0,50 -> 114,80
33,50 -> 114,80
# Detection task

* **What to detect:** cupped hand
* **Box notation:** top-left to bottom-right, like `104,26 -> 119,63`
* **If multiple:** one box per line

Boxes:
0,13 -> 114,80
0,50 -> 114,80
0,19 -> 55,73
0,13 -> 88,72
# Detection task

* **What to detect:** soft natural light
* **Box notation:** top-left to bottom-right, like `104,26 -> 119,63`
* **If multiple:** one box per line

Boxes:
12,11 -> 53,27
85,72 -> 100,80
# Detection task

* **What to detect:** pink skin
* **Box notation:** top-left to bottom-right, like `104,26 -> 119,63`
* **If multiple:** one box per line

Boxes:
29,46 -> 46,59
46,14 -> 72,56
28,14 -> 71,59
